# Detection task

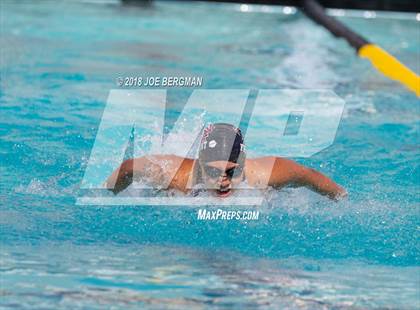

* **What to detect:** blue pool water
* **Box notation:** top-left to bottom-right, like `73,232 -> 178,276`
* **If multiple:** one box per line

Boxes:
1,1 -> 419,308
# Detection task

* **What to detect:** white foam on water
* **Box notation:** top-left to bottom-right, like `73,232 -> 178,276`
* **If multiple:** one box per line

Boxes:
272,19 -> 348,89
14,177 -> 67,197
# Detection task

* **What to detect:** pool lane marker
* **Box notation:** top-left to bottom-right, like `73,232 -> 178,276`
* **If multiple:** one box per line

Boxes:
301,0 -> 420,96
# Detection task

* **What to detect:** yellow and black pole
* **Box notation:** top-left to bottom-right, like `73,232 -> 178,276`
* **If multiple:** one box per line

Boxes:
301,0 -> 420,96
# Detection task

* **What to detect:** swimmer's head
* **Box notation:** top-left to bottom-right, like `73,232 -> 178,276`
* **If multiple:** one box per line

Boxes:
198,123 -> 246,197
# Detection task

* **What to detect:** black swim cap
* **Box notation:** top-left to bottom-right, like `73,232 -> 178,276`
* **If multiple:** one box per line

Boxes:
198,123 -> 246,165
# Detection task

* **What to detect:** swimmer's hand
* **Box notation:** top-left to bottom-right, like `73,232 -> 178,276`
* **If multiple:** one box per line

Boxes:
332,187 -> 348,201
105,158 -> 135,194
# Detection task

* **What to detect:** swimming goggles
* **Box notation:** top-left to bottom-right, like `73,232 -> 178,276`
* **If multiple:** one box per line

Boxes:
203,165 -> 243,179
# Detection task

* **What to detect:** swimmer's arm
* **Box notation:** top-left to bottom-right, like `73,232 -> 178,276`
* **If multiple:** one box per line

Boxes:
105,155 -> 187,194
105,156 -> 167,195
105,157 -> 148,194
269,157 -> 347,201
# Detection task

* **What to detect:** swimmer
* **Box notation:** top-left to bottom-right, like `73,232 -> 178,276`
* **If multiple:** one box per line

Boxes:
106,123 -> 347,200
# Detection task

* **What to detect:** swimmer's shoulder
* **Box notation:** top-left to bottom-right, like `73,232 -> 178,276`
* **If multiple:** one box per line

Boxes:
245,156 -> 293,187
